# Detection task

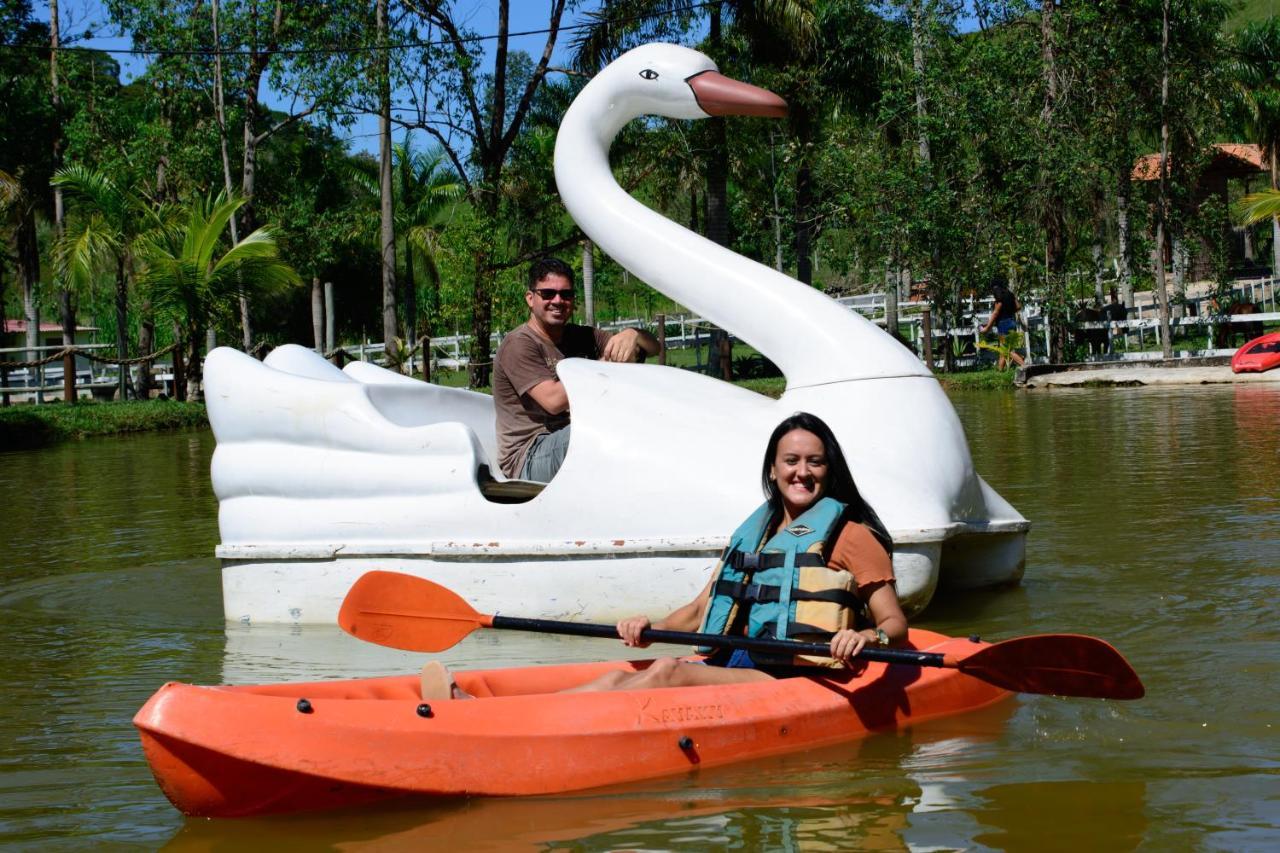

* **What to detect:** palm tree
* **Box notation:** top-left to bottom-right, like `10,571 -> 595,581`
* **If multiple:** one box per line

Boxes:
1232,18 -> 1280,274
138,192 -> 299,400
352,136 -> 462,346
52,164 -> 163,400
1235,189 -> 1280,226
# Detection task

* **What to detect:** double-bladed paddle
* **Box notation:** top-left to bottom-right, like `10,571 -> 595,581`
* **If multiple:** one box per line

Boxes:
338,570 -> 1144,700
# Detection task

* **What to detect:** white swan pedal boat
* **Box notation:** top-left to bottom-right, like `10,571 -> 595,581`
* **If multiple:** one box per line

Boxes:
207,44 -> 1028,625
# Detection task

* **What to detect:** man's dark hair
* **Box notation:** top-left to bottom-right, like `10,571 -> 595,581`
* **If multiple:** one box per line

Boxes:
528,257 -> 575,290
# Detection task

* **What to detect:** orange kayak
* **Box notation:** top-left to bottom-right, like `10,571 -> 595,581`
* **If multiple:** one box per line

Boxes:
135,629 -> 1009,818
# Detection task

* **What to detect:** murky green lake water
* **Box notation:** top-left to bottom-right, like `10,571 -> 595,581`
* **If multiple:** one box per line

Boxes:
1,384 -> 1277,850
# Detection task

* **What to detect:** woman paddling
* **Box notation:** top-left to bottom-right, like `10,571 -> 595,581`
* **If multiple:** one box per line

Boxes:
422,412 -> 906,698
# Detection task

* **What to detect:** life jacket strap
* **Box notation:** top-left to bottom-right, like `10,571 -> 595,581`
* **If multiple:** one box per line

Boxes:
728,552 -> 826,570
712,579 -> 861,609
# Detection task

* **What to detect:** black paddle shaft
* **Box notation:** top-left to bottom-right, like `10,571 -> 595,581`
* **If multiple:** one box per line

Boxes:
490,615 -> 947,668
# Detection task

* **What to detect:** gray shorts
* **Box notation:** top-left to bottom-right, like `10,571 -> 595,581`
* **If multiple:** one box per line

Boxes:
520,426 -> 571,482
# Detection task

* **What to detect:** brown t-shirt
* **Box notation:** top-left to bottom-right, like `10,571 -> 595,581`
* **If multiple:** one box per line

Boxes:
825,522 -> 895,595
492,322 -> 612,477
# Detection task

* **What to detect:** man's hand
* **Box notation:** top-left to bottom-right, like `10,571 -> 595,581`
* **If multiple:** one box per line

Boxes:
601,328 -> 660,363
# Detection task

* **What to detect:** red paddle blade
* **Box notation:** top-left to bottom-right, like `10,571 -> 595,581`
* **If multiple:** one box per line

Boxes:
956,634 -> 1145,700
338,571 -> 490,652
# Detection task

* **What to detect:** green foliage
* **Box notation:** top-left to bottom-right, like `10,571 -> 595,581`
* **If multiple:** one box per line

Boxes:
1234,188 -> 1280,224
141,191 -> 301,325
0,0 -> 1271,380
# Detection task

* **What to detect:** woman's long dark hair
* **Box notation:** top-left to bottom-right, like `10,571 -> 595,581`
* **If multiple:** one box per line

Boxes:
759,412 -> 893,554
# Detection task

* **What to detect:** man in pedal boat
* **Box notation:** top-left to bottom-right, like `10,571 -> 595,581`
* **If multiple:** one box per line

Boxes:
423,412 -> 906,698
492,257 -> 660,482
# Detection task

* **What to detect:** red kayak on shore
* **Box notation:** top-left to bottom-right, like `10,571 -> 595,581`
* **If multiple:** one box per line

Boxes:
1232,331 -> 1280,374
134,629 -> 1009,818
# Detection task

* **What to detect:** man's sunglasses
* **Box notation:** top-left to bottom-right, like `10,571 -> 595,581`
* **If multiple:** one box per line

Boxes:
532,288 -> 575,301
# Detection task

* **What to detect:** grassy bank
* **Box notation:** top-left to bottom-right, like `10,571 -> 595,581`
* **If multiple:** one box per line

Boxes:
0,400 -> 208,450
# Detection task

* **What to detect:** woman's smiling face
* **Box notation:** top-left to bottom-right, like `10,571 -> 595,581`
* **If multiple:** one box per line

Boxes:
771,428 -> 829,518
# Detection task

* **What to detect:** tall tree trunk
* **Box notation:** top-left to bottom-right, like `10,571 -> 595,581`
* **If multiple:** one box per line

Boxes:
911,1 -> 931,167
18,210 -> 40,383
136,308 -> 154,399
404,236 -> 417,345
211,0 -> 250,352
115,256 -> 129,399
1116,169 -> 1133,307
377,0 -> 397,347
704,5 -> 728,249
467,226 -> 495,388
311,276 -> 324,353
582,239 -> 595,325
1040,0 -> 1067,362
769,133 -> 784,271
238,1 -> 287,352
1154,0 -> 1173,358
172,321 -> 186,402
884,248 -> 899,340
1091,191 -> 1105,305
911,1 -> 946,366
324,281 -> 335,357
794,157 -> 814,285
51,0 -> 76,403
1171,231 -> 1186,319
188,325 -> 205,401
1271,147 -> 1279,276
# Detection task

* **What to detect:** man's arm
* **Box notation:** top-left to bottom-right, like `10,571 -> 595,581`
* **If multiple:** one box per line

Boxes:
525,379 -> 569,414
601,327 -> 661,363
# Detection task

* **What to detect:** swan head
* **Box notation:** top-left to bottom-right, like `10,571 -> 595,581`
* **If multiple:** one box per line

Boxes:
588,43 -> 787,124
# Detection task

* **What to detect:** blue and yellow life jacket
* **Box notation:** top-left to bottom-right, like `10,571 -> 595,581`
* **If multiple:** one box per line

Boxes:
697,496 -> 866,667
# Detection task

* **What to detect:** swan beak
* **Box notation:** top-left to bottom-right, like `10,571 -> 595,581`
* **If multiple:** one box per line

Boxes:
686,70 -> 788,119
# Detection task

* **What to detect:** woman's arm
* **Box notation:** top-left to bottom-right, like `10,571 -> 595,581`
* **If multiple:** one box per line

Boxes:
980,304 -> 999,333
827,583 -> 908,664
617,576 -> 715,647
863,581 -> 908,643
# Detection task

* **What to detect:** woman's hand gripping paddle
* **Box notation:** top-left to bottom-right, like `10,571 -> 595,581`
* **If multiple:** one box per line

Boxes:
338,571 -> 1144,700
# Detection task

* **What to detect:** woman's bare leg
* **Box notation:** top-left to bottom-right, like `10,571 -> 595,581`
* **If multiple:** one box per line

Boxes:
560,656 -> 774,693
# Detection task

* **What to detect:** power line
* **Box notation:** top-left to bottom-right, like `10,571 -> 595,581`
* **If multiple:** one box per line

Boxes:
0,2 -> 717,60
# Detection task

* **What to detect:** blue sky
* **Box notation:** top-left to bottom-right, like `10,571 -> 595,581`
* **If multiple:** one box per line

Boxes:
36,1 -> 612,157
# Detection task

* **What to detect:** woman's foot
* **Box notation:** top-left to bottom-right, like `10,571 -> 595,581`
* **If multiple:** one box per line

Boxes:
420,661 -> 472,700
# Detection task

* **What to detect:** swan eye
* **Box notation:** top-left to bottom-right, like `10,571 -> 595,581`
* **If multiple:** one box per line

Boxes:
639,69 -> 659,81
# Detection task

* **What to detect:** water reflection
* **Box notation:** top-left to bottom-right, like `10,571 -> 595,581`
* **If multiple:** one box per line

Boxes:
3,386 -> 1279,848
972,780 -> 1148,852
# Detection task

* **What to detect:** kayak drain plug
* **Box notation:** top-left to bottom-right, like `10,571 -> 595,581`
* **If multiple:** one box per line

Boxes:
296,699 -> 313,714
417,703 -> 434,718
678,736 -> 694,751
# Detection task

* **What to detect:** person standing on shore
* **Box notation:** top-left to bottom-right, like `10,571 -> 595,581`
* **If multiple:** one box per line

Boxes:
980,276 -> 1025,370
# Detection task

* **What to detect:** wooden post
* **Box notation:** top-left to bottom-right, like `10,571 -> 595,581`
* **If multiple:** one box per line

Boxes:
921,305 -> 933,369
656,313 -> 666,366
63,348 -> 75,403
1,364 -> 9,406
719,334 -> 733,381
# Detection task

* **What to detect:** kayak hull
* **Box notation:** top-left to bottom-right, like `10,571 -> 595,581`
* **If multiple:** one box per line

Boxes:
135,630 -> 1009,818
1231,331 -> 1280,374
